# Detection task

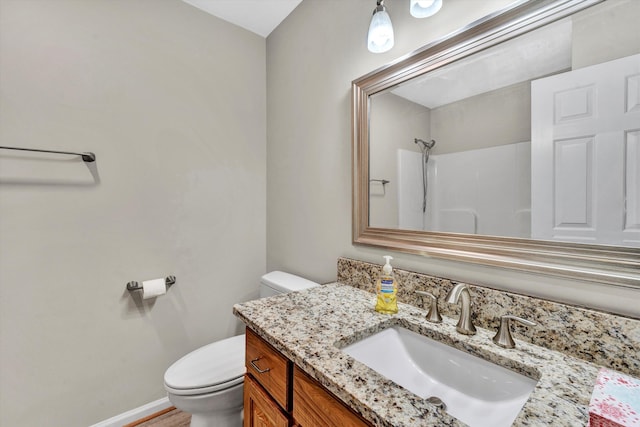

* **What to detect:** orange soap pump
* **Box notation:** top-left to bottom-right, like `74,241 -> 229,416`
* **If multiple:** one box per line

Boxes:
375,255 -> 398,314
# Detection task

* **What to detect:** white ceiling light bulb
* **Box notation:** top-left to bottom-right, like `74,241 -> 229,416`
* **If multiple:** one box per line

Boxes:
367,0 -> 394,53
410,0 -> 442,18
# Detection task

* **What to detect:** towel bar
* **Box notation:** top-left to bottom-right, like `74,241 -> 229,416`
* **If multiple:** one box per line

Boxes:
0,145 -> 96,163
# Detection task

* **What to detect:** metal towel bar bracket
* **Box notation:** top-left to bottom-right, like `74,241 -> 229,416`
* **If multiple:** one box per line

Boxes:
369,179 -> 390,185
126,276 -> 176,292
0,146 -> 96,163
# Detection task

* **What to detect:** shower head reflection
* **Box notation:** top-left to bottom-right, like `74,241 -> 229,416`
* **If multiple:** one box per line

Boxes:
415,138 -> 436,151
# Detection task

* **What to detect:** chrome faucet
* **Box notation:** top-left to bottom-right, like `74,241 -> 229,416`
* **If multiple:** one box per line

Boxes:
446,284 -> 476,335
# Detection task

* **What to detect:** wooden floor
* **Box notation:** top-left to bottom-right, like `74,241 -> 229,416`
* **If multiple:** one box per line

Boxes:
125,407 -> 191,427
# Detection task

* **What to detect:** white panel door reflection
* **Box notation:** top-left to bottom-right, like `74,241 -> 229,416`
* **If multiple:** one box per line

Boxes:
532,53 -> 640,247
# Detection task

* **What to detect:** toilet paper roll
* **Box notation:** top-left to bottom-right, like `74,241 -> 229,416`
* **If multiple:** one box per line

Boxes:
142,278 -> 167,300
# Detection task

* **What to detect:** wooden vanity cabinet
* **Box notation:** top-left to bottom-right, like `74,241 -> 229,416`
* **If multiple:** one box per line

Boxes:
292,366 -> 371,427
244,328 -> 372,427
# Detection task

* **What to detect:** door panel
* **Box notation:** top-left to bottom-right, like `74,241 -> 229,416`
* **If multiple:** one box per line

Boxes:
532,53 -> 640,246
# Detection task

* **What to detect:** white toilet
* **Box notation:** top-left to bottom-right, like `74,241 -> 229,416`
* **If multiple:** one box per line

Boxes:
163,271 -> 319,427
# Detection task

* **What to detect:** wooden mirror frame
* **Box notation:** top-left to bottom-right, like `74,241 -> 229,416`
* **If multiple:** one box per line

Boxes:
352,0 -> 640,288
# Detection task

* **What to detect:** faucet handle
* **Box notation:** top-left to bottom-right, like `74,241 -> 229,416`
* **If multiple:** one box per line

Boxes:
492,315 -> 536,349
415,291 -> 442,323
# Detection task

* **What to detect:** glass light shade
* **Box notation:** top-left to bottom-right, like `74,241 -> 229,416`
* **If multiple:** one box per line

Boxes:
367,9 -> 394,53
410,0 -> 442,18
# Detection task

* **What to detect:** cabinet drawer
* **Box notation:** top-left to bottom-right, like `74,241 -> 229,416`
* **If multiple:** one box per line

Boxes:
293,366 -> 372,427
245,328 -> 291,411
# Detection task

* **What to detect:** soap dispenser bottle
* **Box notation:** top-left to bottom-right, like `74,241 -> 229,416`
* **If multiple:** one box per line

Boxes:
375,255 -> 398,314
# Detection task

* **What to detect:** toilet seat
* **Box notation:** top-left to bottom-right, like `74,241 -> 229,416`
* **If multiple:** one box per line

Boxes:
164,334 -> 246,396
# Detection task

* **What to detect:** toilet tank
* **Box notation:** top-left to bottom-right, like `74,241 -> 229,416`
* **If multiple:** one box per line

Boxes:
259,271 -> 319,298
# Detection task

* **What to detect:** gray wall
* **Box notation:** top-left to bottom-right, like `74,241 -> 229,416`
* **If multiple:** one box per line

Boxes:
369,93 -> 430,228
572,0 -> 640,69
0,1 -> 266,426
266,0 -> 640,318
430,81 -> 531,154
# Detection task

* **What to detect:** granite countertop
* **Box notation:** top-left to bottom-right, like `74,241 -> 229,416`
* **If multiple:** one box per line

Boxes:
233,283 -> 601,426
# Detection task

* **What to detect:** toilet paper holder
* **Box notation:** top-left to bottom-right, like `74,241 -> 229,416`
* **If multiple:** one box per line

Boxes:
126,276 -> 176,292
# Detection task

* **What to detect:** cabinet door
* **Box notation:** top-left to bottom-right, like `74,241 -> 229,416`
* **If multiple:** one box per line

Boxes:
293,366 -> 371,427
244,374 -> 290,427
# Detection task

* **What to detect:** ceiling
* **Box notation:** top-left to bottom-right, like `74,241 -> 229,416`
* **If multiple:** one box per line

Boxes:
391,18 -> 572,109
181,0 -> 303,37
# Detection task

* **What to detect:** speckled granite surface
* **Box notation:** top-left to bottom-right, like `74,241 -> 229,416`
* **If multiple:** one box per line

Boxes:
233,283 -> 602,427
337,257 -> 640,378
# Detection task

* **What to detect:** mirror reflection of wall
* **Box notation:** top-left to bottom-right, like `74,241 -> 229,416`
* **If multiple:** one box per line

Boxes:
368,0 -> 640,247
369,92 -> 430,228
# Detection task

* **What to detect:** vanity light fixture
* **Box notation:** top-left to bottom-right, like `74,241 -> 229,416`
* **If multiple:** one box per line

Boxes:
367,0 -> 394,53
368,0 -> 443,53
410,0 -> 442,18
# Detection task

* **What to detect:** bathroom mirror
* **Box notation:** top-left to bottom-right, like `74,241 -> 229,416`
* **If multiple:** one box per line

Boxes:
352,0 -> 640,288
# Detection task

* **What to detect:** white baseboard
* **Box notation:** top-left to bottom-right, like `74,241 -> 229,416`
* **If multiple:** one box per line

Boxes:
89,397 -> 172,427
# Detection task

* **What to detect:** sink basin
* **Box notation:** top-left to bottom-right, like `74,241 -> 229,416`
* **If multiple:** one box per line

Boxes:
341,326 -> 537,427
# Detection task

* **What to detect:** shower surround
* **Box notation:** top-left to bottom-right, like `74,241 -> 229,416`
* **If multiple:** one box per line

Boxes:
398,141 -> 531,237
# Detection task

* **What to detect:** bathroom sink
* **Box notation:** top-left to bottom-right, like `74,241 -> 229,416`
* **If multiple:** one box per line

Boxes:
340,326 -> 537,427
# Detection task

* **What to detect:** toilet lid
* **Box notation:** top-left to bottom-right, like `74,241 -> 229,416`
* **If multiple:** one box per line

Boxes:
164,334 -> 245,395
